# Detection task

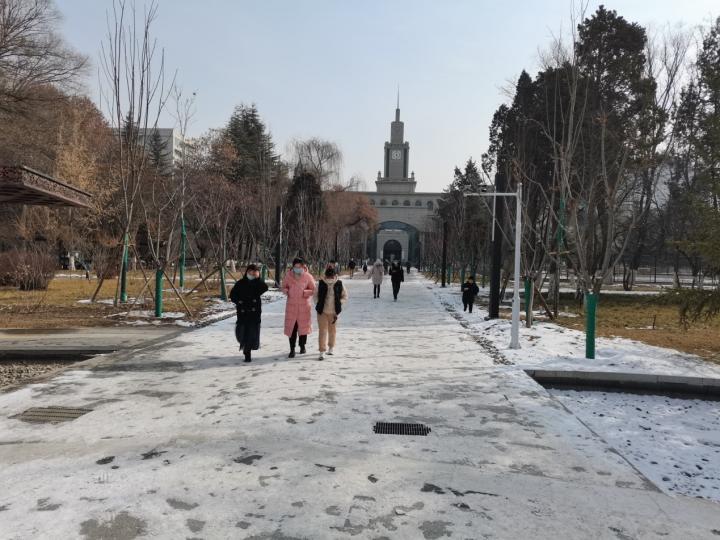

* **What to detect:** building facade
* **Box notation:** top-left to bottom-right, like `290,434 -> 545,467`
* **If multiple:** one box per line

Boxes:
360,104 -> 442,264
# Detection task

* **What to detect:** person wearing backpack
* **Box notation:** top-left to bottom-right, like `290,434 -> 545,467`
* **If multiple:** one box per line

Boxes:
314,266 -> 348,361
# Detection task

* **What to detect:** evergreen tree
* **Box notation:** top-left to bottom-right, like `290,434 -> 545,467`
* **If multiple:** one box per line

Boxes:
285,170 -> 324,259
224,103 -> 278,183
147,129 -> 168,171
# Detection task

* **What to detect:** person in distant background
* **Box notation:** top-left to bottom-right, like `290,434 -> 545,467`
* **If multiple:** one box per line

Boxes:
230,263 -> 268,362
362,261 -> 368,275
461,275 -> 480,313
348,258 -> 356,278
406,261 -> 411,275
389,260 -> 404,301
369,259 -> 384,298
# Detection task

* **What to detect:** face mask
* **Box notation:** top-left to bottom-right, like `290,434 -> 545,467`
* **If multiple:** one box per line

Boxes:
293,267 -> 303,275
247,275 -> 256,281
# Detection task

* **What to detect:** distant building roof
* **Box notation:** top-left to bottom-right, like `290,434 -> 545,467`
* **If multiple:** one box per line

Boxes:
0,165 -> 91,208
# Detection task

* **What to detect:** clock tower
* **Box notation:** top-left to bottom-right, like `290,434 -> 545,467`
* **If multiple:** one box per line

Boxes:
376,97 -> 416,194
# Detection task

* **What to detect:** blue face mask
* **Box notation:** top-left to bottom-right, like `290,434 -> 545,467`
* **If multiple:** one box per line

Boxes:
293,267 -> 303,275
247,275 -> 256,281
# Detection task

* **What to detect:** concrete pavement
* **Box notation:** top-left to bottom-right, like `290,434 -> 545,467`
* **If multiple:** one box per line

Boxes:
0,273 -> 718,539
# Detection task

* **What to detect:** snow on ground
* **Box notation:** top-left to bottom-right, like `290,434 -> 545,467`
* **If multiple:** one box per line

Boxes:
426,277 -> 720,377
551,389 -> 720,502
0,274 -> 719,538
426,276 -> 720,502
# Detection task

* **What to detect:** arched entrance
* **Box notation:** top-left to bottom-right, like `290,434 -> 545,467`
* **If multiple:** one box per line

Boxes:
383,239 -> 402,262
368,221 -> 422,264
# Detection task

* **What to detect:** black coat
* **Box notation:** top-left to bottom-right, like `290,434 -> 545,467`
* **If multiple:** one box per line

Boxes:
389,266 -> 404,283
461,281 -> 479,302
230,277 -> 269,323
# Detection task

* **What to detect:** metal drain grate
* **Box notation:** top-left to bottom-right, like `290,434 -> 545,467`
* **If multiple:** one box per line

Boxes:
373,422 -> 431,436
13,406 -> 92,423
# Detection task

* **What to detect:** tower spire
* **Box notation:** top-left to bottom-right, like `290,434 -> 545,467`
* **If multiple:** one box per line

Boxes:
395,85 -> 400,121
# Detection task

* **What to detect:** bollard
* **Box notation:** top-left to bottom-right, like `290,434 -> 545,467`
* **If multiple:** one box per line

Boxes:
154,267 -> 163,318
585,292 -> 597,359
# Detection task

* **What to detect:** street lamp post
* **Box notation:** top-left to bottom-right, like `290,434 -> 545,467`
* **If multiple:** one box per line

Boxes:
465,182 -> 522,350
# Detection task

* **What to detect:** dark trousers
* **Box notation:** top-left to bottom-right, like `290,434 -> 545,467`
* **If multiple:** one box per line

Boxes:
373,284 -> 380,297
289,322 -> 307,350
391,281 -> 401,299
463,300 -> 474,313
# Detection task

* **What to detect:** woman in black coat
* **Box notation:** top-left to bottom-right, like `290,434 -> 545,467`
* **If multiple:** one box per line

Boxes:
229,263 -> 269,362
389,261 -> 404,301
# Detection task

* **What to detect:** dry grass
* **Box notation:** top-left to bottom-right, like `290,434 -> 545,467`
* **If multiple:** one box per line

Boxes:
551,294 -> 720,364
0,271 -> 232,329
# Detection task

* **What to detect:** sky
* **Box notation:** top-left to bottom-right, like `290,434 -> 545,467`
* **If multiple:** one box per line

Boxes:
54,0 -> 717,192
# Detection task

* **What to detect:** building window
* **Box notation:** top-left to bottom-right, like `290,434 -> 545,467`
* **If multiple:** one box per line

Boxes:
403,200 -> 410,206
427,201 -> 434,210
392,200 -> 399,206
415,200 -> 422,206
380,199 -> 387,206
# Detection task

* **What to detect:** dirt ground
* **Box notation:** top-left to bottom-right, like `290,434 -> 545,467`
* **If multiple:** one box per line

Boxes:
550,293 -> 720,365
0,271 -> 232,329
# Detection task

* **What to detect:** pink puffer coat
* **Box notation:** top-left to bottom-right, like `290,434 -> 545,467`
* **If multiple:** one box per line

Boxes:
282,270 -> 316,336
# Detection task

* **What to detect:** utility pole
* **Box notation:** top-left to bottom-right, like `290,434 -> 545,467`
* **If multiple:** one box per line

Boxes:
489,171 -> 506,318
465,181 -> 522,349
441,220 -> 448,288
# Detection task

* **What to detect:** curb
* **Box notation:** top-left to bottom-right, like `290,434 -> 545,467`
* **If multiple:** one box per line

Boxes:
526,369 -> 720,399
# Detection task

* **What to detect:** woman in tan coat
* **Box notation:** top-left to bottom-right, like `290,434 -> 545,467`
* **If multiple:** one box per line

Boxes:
314,267 -> 348,361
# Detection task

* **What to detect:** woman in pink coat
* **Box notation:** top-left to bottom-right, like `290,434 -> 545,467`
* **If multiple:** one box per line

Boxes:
282,257 -> 316,358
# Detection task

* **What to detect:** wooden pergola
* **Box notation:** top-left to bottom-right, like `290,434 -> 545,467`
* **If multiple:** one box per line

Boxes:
0,165 -> 91,208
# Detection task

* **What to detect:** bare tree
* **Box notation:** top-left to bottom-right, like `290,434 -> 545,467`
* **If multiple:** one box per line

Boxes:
0,0 -> 87,116
289,137 -> 343,188
99,0 -> 174,305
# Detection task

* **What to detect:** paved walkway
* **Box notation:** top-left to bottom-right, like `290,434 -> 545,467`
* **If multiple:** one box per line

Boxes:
0,327 -> 182,356
0,274 -> 718,539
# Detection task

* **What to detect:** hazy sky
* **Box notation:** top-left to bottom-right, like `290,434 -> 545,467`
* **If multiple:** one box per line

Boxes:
55,0 -> 717,192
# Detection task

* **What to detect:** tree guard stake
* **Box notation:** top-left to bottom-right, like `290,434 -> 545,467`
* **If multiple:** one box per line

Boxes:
586,292 -> 597,359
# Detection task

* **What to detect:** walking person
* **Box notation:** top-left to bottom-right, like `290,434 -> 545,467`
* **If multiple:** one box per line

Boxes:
362,261 -> 368,275
389,260 -> 404,301
282,258 -> 316,358
314,267 -> 348,360
230,264 -> 269,363
461,275 -> 480,313
369,259 -> 384,298
348,258 -> 356,278
406,261 -> 411,275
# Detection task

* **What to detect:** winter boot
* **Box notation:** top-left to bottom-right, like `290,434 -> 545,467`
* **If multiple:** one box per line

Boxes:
244,350 -> 251,363
288,349 -> 296,358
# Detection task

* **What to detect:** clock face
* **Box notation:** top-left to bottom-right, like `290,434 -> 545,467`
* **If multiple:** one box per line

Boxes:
391,150 -> 402,160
